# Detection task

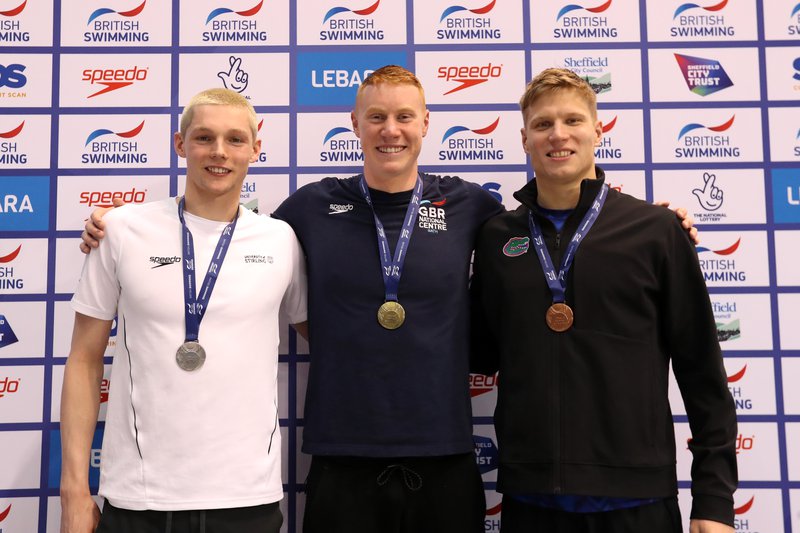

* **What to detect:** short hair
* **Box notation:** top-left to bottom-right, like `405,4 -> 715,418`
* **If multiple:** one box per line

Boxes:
356,65 -> 426,107
180,88 -> 258,140
519,68 -> 597,121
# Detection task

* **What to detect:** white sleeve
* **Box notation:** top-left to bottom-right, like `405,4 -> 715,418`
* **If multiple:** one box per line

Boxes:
70,212 -> 123,321
280,226 -> 307,325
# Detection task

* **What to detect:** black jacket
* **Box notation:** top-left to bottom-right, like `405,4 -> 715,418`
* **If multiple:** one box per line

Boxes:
470,169 -> 737,525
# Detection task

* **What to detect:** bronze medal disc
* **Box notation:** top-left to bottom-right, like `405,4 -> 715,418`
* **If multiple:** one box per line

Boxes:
546,303 -> 573,332
377,301 -> 406,330
176,341 -> 206,371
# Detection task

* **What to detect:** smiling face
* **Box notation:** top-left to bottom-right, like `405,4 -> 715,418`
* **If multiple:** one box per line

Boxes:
174,103 -> 260,207
521,88 -> 602,189
351,81 -> 429,192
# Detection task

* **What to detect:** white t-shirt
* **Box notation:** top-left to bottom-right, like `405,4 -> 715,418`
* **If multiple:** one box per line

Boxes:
71,198 -> 307,511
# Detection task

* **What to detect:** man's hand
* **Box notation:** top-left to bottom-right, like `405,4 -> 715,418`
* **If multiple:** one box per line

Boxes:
689,519 -> 734,533
655,201 -> 700,245
79,197 -> 125,254
60,492 -> 100,533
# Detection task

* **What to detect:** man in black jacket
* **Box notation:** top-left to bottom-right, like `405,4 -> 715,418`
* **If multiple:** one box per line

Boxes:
470,68 -> 737,533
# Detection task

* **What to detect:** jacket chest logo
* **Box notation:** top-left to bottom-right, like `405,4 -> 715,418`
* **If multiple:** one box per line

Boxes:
503,237 -> 530,257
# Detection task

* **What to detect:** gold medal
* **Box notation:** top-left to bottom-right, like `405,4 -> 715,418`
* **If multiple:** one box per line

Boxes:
546,303 -> 573,332
377,301 -> 405,330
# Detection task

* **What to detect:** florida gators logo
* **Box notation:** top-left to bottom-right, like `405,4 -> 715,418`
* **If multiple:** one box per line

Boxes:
503,237 -> 530,257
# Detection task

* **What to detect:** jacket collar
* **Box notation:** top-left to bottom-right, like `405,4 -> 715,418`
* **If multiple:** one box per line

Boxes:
514,166 -> 607,215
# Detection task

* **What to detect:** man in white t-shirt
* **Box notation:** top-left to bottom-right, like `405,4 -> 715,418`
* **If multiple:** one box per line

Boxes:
60,88 -> 308,533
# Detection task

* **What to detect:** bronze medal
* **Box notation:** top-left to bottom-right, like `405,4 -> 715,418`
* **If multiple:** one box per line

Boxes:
546,303 -> 573,332
377,301 -> 405,330
176,341 -> 206,371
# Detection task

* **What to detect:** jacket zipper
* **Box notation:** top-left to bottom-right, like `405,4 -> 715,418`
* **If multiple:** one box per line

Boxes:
553,230 -> 562,494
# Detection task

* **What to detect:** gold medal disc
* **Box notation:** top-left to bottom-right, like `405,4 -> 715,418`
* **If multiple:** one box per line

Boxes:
377,301 -> 406,330
546,303 -> 573,332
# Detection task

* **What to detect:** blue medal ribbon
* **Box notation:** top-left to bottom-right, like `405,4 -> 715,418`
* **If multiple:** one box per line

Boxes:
528,183 -> 608,304
359,175 -> 423,302
178,197 -> 239,344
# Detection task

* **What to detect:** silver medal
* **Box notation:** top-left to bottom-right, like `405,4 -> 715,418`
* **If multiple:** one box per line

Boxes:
176,341 -> 206,371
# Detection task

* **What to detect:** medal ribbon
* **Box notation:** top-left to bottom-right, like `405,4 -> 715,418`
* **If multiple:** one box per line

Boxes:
178,197 -> 239,343
528,183 -> 608,303
359,175 -> 423,302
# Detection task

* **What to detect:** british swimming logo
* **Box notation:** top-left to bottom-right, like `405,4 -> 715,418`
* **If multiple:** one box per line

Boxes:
0,0 -> 30,43
203,0 -> 267,43
437,0 -> 501,40
670,0 -> 733,38
553,0 -> 617,39
85,1 -> 149,43
319,126 -> 362,163
439,117 -> 502,162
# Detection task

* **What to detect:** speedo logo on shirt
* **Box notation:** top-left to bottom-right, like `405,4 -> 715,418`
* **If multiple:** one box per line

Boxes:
328,203 -> 353,214
150,255 -> 181,268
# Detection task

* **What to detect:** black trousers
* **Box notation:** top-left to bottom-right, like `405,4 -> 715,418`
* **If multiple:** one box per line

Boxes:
500,495 -> 683,533
302,452 -> 486,533
96,500 -> 282,533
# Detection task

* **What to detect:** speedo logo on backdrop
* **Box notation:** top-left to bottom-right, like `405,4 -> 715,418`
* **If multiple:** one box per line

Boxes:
553,0 -> 617,39
203,0 -> 268,42
84,0 -> 149,43
83,120 -> 147,164
82,65 -> 148,98
437,0 -> 501,40
79,187 -> 147,208
671,0 -> 734,38
319,126 -> 362,163
320,0 -> 384,41
439,117 -> 502,161
437,63 -> 502,95
0,0 -> 30,43
0,120 -> 26,165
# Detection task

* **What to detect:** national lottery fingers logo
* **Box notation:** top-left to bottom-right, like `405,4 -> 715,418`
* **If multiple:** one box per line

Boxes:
218,56 -> 249,93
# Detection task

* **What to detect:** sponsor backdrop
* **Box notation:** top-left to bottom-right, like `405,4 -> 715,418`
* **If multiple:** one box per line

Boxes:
0,0 -> 798,531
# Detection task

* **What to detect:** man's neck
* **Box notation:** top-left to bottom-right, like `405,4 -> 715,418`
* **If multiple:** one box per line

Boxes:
535,173 -> 597,210
363,170 -> 418,193
180,192 -> 240,222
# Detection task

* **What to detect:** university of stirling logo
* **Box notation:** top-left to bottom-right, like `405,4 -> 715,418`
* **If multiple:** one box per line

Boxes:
503,237 -> 530,257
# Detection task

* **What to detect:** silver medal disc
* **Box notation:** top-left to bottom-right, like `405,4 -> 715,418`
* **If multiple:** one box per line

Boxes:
176,341 -> 206,371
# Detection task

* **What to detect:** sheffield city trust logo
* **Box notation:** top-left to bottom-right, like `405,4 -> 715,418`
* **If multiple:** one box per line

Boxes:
0,314 -> 19,349
503,237 -> 530,257
87,0 -> 145,24
674,54 -> 733,96
323,0 -> 380,23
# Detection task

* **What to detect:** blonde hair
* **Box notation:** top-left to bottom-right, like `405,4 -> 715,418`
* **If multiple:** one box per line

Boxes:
356,65 -> 426,107
180,88 -> 258,139
519,68 -> 597,121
